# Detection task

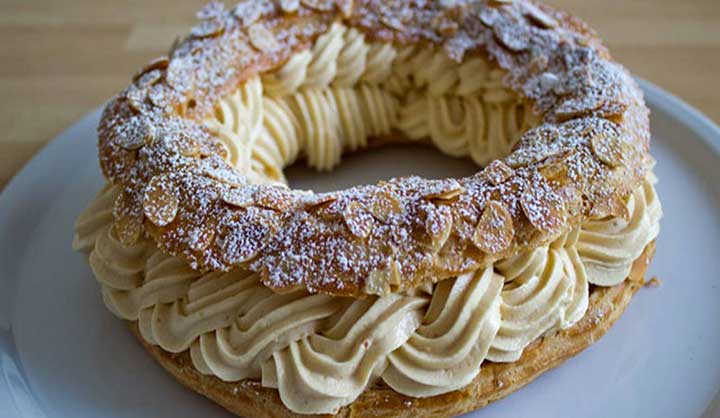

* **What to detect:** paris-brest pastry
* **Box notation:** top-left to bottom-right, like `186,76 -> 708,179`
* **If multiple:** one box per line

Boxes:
73,0 -> 662,416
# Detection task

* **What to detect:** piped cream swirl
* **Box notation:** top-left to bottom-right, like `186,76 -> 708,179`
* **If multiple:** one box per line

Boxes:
489,229 -> 588,362
205,23 -> 537,181
577,175 -> 662,285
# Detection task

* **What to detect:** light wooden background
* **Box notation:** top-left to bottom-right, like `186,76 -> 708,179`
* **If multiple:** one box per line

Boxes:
1,0 -> 718,190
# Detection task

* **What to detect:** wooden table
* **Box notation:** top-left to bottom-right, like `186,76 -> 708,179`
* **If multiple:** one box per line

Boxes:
1,0 -> 718,190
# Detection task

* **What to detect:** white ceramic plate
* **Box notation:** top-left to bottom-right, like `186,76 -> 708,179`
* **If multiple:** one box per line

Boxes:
0,80 -> 718,418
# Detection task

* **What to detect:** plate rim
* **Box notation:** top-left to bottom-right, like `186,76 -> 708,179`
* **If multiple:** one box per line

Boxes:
0,80 -> 718,418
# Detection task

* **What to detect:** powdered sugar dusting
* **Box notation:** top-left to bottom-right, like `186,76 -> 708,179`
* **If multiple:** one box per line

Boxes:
95,0 -> 651,297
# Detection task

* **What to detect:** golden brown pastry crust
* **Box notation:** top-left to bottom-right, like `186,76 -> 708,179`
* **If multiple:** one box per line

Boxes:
98,0 -> 652,298
128,242 -> 655,418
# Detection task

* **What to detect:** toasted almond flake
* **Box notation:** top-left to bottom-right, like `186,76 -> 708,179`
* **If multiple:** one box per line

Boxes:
439,0 -> 458,8
489,0 -> 514,5
424,205 -> 453,251
219,217 -> 269,264
301,0 -> 334,11
435,15 -> 459,37
148,84 -> 170,109
380,14 -> 405,32
113,215 -> 143,246
344,201 -> 374,238
188,227 -> 215,252
221,187 -> 255,208
248,24 -> 279,53
279,0 -> 300,13
197,1 -> 225,20
370,190 -> 404,223
479,7 -> 500,26
214,139 -> 231,162
176,136 -> 200,157
473,201 -> 514,254
539,71 -> 559,91
143,175 -> 179,227
590,132 -> 624,167
364,261 -> 400,295
136,69 -> 163,88
494,22 -> 530,52
133,57 -> 169,81
524,3 -> 557,29
113,192 -> 144,245
200,156 -> 247,187
191,19 -> 225,38
336,0 -> 353,18
554,95 -> 605,120
484,160 -> 514,185
253,187 -> 293,211
520,174 -> 566,233
529,55 -> 549,73
125,87 -> 147,113
422,180 -> 464,201
232,1 -> 262,26
116,117 -> 153,150
301,192 -> 337,211
166,58 -> 194,93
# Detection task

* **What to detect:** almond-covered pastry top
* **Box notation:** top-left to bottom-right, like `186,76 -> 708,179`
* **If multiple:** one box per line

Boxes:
98,0 -> 652,297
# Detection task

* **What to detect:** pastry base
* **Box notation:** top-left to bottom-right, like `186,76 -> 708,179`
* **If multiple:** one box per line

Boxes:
129,242 -> 655,418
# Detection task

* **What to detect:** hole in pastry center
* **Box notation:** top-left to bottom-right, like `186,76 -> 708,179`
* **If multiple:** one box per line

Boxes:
286,143 -> 479,192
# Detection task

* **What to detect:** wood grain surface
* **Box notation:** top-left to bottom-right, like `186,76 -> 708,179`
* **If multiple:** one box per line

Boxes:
0,0 -> 718,190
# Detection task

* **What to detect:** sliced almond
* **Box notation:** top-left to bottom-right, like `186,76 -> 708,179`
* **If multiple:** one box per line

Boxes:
232,1 -> 261,26
344,201 -> 374,239
279,0 -> 300,13
176,136 -> 200,157
336,0 -> 353,18
489,0 -> 514,6
133,57 -> 169,82
136,69 -> 163,88
529,55 -> 549,73
113,215 -> 143,246
484,160 -> 514,185
200,156 -> 247,187
554,95 -> 605,120
537,150 -> 573,182
113,192 -> 144,245
520,174 -> 566,234
364,260 -> 401,296
424,205 -> 453,252
197,1 -> 225,20
221,186 -> 255,208
380,14 -> 405,32
494,22 -> 530,52
524,3 -> 558,29
590,132 -> 624,167
166,58 -> 194,93
253,187 -> 293,211
125,87 -> 147,113
143,175 -> 179,227
148,84 -> 170,109
188,226 -> 215,252
191,19 -> 225,39
472,201 -> 514,255
219,217 -> 270,264
301,0 -> 334,11
370,189 -> 404,223
422,179 -> 464,201
116,117 -> 153,150
248,23 -> 279,53
301,192 -> 337,211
